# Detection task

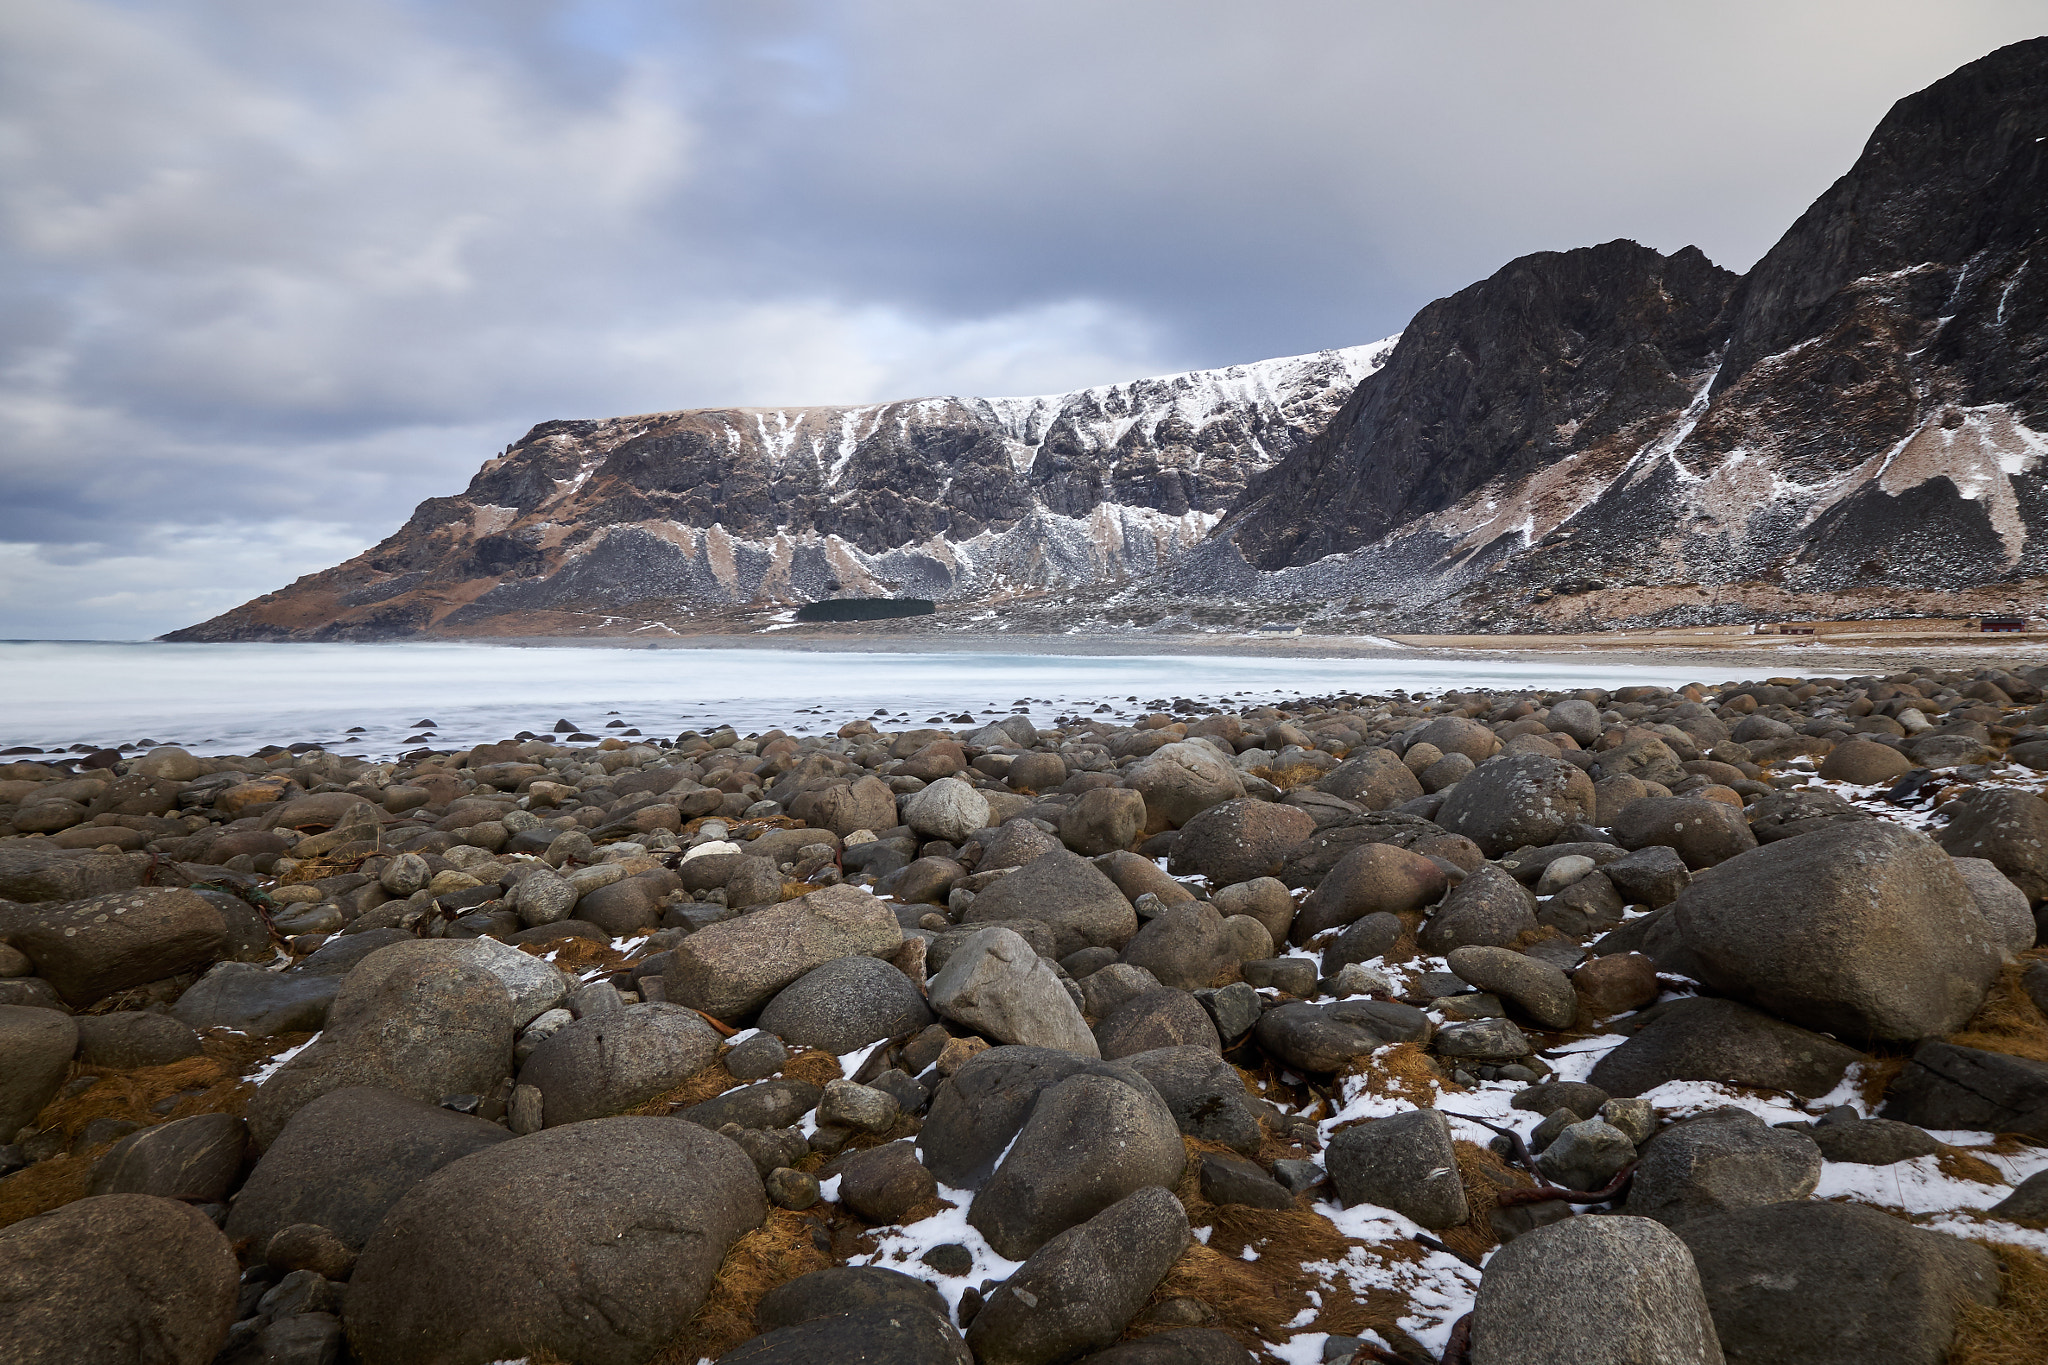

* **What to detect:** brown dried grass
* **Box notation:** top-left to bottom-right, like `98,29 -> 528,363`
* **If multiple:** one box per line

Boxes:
649,1207 -> 834,1364
1335,1043 -> 1460,1112
1856,1054 -> 1910,1111
0,1031 -> 302,1230
527,936 -> 631,974
1947,954 -> 2048,1065
1936,1148 -> 2012,1187
625,1049 -> 845,1119
1147,1136 -> 1442,1360
1950,1242 -> 2048,1365
275,853 -> 372,885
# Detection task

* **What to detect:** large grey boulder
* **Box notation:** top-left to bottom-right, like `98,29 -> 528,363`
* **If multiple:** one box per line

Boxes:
345,1119 -> 766,1365
1446,945 -> 1576,1030
245,949 -> 515,1149
1434,754 -> 1597,858
903,777 -> 991,843
1588,997 -> 1864,1099
1291,842 -> 1447,942
919,1046 -> 1165,1187
0,844 -> 143,903
1625,1107 -> 1821,1227
1471,1215 -> 1721,1365
1880,1040 -> 2048,1138
929,927 -> 1099,1055
967,1067 -> 1187,1258
1254,999 -> 1427,1073
1611,796 -> 1757,870
754,1265 -> 951,1330
0,887 -> 225,1007
174,962 -> 340,1037
1325,1108 -> 1469,1228
758,953 -> 933,1053
1418,863 -> 1538,953
338,936 -> 569,1028
1168,799 -> 1315,887
966,1186 -> 1190,1365
1950,855 -> 2038,953
1315,748 -> 1427,810
1059,787 -> 1148,857
1093,988 -> 1221,1059
227,1086 -> 513,1251
963,850 -> 1139,959
0,1193 -> 239,1365
665,884 -> 901,1021
1675,1201 -> 1998,1365
1124,742 -> 1245,832
1671,822 -> 2002,1042
0,1003 -> 76,1138
1933,786 -> 2048,900
72,1010 -> 202,1068
1119,903 -> 1271,991
519,1002 -> 722,1126
718,1306 -> 969,1364
1118,1045 -> 1264,1155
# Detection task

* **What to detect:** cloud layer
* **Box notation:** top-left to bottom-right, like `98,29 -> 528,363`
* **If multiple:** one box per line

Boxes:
4,0 -> 2042,637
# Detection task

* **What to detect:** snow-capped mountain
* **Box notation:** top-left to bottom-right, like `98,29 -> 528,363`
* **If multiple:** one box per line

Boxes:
166,343 -> 1393,639
170,38 -> 2047,641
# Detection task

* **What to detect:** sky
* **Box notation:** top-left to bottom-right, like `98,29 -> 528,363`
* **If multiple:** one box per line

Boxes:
3,2 -> 2044,640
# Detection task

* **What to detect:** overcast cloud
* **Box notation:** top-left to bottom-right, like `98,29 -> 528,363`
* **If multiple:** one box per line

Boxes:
3,0 -> 2042,638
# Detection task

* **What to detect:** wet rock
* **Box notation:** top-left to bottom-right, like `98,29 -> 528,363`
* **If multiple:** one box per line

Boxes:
1470,1215 -> 1721,1365
1625,1107 -> 1821,1225
0,1193 -> 240,1365
344,1118 -> 766,1365
759,954 -> 935,1053
966,1186 -> 1190,1365
1326,1108 -> 1469,1228
929,926 -> 1099,1055
1671,821 -> 2002,1042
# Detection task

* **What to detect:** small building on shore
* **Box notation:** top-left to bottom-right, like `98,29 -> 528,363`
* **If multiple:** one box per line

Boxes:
1978,616 -> 2028,633
1255,623 -> 1303,637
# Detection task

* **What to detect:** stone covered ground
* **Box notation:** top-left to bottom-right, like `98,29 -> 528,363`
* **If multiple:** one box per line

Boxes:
4,666 -> 2048,1365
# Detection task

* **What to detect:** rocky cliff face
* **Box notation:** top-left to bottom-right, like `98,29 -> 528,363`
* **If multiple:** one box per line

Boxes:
1191,36 -> 2048,629
166,343 -> 1392,640
171,39 -> 2048,641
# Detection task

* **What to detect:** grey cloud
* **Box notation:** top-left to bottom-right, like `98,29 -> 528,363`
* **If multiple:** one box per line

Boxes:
2,0 -> 2043,637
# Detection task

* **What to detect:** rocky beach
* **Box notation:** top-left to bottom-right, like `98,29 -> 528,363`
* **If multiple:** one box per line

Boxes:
4,660 -> 2048,1364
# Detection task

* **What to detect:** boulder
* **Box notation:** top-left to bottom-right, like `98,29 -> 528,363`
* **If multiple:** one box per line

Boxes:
666,884 -> 901,1021
1671,822 -> 2002,1042
1674,1201 -> 1998,1365
1094,988 -> 1221,1059
718,1305 -> 968,1364
173,962 -> 340,1037
1325,1108 -> 1469,1228
1291,842 -> 1447,942
1935,787 -> 2048,900
1951,856 -> 2037,953
1434,755 -> 1597,858
1320,911 -> 1405,975
679,1078 -> 823,1132
227,1086 -> 513,1251
574,875 -> 667,937
1445,945 -> 1576,1030
929,927 -> 1098,1055
1818,738 -> 1916,785
1167,799 -> 1314,887
88,1112 -> 246,1203
1611,797 -> 1758,870
1120,903 -> 1271,991
920,1047 -> 1165,1187
1059,787 -> 1149,857
1254,1000 -> 1415,1073
966,1186 -> 1190,1365
1534,1118 -> 1636,1190
1880,1040 -> 2048,1138
1602,844 -> 1691,908
72,1009 -> 202,1068
835,1140 -> 939,1224
0,844 -> 143,903
519,1002 -> 722,1126
1470,1215 -> 1720,1365
1418,863 -> 1538,953
1625,1107 -> 1821,1226
1807,1113 -> 1943,1166
246,950 -> 515,1149
758,954 -> 934,1053
1588,997 -> 1864,1099
962,850 -> 1138,959
0,887 -> 225,1007
1210,876 -> 1294,945
0,1194 -> 239,1365
1118,1045 -> 1263,1155
1124,743 -> 1245,833
0,1003 -> 77,1137
755,1265 -> 950,1330
804,776 -> 900,838
904,778 -> 992,843
345,1119 -> 766,1365
1544,700 -> 1604,746
1315,748 -> 1425,810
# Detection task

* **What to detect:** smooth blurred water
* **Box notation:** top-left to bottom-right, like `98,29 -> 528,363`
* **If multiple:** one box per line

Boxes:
0,640 -> 1738,757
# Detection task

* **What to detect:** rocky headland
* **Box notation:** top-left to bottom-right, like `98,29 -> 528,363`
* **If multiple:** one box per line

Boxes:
4,662 -> 2048,1363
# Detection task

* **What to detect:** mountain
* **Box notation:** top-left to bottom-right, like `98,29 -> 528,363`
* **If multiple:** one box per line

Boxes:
164,343 -> 1392,641
170,38 -> 2048,641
